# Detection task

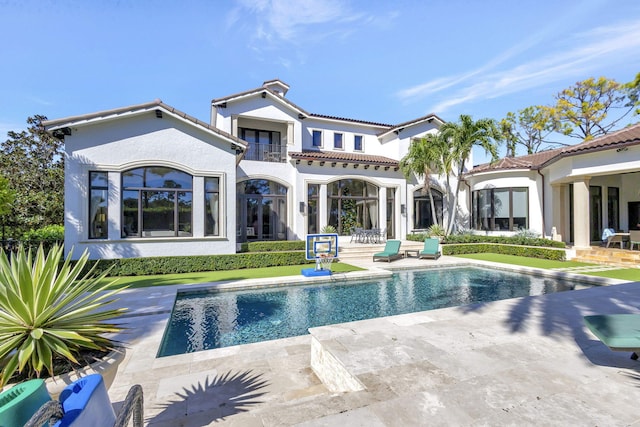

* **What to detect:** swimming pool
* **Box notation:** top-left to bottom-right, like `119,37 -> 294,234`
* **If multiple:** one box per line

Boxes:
158,266 -> 578,357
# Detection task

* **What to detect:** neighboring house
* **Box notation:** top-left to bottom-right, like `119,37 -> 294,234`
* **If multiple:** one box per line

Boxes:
465,123 -> 640,248
45,80 -> 461,259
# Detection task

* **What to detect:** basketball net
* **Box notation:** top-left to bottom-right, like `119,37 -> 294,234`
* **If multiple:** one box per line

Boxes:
315,253 -> 334,271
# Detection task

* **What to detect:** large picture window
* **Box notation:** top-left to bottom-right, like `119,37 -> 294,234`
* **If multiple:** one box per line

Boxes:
89,172 -> 108,239
328,179 -> 379,234
472,187 -> 528,231
122,167 -> 193,238
413,188 -> 443,230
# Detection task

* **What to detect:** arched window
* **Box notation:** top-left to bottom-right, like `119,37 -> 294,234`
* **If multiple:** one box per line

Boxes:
122,167 -> 193,238
413,188 -> 443,229
237,179 -> 288,241
328,179 -> 379,234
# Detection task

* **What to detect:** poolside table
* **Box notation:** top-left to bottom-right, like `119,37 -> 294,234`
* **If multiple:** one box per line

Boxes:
404,249 -> 419,258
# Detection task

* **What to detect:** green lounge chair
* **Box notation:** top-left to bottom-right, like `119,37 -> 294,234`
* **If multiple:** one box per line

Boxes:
583,314 -> 640,360
419,238 -> 441,260
373,239 -> 402,262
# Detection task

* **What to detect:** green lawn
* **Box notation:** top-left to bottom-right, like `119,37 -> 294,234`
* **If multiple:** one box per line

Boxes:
454,253 -> 640,282
98,253 -> 639,290
453,253 -> 593,269
100,262 -> 364,289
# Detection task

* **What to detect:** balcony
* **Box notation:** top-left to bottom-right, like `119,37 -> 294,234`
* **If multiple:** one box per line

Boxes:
244,143 -> 287,163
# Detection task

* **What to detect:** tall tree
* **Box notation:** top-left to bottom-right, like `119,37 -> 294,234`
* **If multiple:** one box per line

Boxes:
440,115 -> 502,235
0,115 -> 64,238
626,71 -> 640,115
499,106 -> 559,155
400,133 -> 447,226
0,176 -> 15,241
551,76 -> 633,140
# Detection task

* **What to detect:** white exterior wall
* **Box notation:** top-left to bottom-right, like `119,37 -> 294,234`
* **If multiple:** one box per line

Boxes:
214,91 -> 455,240
64,113 -> 238,259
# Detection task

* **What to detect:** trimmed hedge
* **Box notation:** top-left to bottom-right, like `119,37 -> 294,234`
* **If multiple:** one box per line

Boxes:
443,243 -> 566,261
245,240 -> 306,252
87,251 -> 312,277
407,233 -> 565,248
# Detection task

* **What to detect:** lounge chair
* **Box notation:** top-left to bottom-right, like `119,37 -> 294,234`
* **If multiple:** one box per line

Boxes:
419,238 -> 441,259
630,230 -> 640,250
583,314 -> 640,360
372,239 -> 402,262
606,233 -> 625,249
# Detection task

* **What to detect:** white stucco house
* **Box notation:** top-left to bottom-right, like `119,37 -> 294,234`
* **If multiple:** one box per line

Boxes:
44,79 -> 640,260
465,123 -> 640,248
45,80 -> 464,259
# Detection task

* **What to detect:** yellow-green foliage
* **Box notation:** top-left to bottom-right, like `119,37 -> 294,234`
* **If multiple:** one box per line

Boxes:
0,244 -> 126,386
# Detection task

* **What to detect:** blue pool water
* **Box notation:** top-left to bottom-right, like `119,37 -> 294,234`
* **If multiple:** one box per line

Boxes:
158,266 -> 577,357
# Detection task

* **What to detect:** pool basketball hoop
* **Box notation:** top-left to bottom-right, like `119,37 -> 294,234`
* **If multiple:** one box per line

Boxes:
302,233 -> 338,277
316,252 -> 334,271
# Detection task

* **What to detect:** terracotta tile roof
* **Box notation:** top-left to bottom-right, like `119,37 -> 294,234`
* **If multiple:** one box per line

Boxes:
557,122 -> 640,155
468,122 -> 640,174
469,148 -> 563,173
43,99 -> 248,150
289,150 -> 399,167
309,113 -> 392,128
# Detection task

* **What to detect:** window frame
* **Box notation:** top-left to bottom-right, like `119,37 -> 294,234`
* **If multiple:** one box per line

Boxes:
312,130 -> 323,148
121,167 -> 194,238
333,132 -> 344,150
471,187 -> 529,231
354,134 -> 363,152
204,176 -> 221,236
89,171 -> 108,240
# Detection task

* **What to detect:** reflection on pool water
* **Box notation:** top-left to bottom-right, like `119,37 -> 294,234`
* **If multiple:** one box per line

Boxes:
158,266 -> 578,357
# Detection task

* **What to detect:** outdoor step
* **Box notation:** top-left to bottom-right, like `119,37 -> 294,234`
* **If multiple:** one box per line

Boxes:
570,246 -> 640,268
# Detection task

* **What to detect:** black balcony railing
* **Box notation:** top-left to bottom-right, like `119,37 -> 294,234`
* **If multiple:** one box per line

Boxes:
244,143 -> 286,162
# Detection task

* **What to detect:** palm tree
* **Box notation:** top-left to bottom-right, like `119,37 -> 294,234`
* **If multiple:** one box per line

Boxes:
400,133 -> 447,227
440,114 -> 502,235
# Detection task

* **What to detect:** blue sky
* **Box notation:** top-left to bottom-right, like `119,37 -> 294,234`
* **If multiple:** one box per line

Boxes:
1,0 -> 639,164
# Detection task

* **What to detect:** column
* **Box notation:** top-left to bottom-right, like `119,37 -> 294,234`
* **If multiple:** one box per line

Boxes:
573,178 -> 590,248
319,183 -> 328,230
379,187 -> 387,230
551,184 -> 565,242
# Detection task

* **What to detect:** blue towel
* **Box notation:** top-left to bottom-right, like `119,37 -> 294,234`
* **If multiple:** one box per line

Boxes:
602,228 -> 615,240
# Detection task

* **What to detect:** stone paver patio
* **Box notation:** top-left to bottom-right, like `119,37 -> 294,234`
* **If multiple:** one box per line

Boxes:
106,254 -> 640,426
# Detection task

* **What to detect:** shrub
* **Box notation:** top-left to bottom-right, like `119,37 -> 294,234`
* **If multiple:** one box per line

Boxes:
321,225 -> 337,234
85,251 -> 311,277
427,224 -> 446,238
247,240 -> 306,252
442,243 -> 566,261
406,233 -> 565,248
21,225 -> 64,252
0,244 -> 126,387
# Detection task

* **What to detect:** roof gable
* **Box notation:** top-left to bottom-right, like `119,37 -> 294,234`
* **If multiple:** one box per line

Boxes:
468,122 -> 640,175
43,99 -> 247,151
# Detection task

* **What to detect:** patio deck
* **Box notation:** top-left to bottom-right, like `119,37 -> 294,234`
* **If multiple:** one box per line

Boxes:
105,252 -> 640,426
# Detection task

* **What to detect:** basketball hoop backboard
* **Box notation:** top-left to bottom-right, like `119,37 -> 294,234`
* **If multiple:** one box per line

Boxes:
305,233 -> 339,260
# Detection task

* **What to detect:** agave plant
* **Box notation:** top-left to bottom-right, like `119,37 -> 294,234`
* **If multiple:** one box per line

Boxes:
427,223 -> 447,238
0,244 -> 127,387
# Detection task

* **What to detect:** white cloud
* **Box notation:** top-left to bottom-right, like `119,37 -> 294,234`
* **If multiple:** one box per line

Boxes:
230,0 -> 368,47
401,19 -> 640,114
